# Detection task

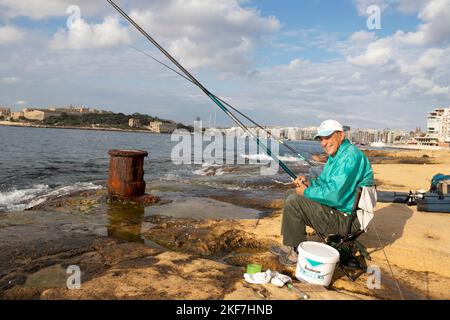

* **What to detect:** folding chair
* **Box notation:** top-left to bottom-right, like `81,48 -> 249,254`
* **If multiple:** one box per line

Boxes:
325,187 -> 374,281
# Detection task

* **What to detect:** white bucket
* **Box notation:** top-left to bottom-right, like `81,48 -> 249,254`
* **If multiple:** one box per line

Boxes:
295,241 -> 340,286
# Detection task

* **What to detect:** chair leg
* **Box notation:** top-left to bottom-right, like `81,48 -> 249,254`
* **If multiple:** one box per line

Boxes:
354,240 -> 371,261
336,242 -> 368,282
325,235 -> 370,282
338,258 -> 366,282
337,263 -> 352,281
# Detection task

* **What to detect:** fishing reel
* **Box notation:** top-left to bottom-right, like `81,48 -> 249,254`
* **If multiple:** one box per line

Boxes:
405,189 -> 426,206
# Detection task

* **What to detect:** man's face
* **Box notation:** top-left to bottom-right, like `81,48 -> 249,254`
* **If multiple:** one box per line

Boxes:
319,131 -> 345,156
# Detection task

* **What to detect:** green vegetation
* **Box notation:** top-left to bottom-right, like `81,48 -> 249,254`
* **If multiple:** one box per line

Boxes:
44,112 -> 135,127
42,112 -> 193,131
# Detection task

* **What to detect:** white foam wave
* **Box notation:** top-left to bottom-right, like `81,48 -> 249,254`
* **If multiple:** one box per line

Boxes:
240,154 -> 303,162
0,182 -> 103,212
272,179 -> 293,186
193,166 -> 225,176
212,183 -> 270,191
163,173 -> 181,180
201,162 -> 222,167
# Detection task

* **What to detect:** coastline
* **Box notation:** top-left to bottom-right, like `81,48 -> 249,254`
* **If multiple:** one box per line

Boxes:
2,121 -> 449,152
370,143 -> 449,151
0,121 -> 162,134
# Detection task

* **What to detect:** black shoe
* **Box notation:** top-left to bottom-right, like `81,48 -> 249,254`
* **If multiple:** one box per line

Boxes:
341,256 -> 361,270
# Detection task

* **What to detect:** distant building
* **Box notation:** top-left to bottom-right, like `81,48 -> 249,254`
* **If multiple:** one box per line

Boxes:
129,118 -> 141,128
427,107 -> 450,139
287,127 -> 302,141
148,121 -> 177,133
415,107 -> 450,147
11,111 -> 24,119
19,108 -> 61,121
193,118 -> 203,133
414,127 -> 423,135
348,129 -> 378,144
415,136 -> 439,146
0,107 -> 11,117
301,126 -> 319,140
269,127 -> 283,139
48,106 -> 88,115
47,106 -> 111,115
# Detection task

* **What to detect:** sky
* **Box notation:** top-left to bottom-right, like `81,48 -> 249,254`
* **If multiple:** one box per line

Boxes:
0,0 -> 449,130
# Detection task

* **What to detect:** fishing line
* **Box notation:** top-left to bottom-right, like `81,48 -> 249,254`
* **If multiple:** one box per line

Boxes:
130,46 -> 315,167
371,219 -> 405,300
107,0 -> 298,179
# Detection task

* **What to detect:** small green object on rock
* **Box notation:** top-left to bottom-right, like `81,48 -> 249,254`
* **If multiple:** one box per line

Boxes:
246,264 -> 262,274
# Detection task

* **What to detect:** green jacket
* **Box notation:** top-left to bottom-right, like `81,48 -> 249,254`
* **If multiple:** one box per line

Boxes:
304,139 -> 374,214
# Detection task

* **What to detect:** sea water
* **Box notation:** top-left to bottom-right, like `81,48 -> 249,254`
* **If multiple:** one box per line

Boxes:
0,126 -> 323,213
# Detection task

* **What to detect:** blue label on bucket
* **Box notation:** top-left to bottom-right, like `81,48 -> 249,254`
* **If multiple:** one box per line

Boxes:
306,258 -> 323,267
298,267 -> 325,280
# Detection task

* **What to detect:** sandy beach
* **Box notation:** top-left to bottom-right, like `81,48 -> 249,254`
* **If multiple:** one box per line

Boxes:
1,148 -> 449,300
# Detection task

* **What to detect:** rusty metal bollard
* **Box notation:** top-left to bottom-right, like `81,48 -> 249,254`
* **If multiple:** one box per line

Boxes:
108,149 -> 148,198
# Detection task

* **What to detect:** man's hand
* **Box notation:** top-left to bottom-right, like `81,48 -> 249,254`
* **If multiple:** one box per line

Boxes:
293,176 -> 309,196
293,176 -> 310,188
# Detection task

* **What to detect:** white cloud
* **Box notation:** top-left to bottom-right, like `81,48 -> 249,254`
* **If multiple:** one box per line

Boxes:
286,58 -> 309,70
0,0 -> 106,19
1,1 -> 448,130
397,0 -> 428,13
410,77 -> 434,89
352,0 -> 428,16
399,47 -> 447,76
236,8 -> 450,128
427,85 -> 450,95
347,38 -> 393,66
168,36 -> 253,72
0,0 -> 66,19
352,0 -> 390,16
416,48 -> 445,71
0,25 -> 25,45
128,0 -> 280,71
397,0 -> 450,46
350,30 -> 376,42
51,16 -> 131,50
351,72 -> 361,80
1,76 -> 20,83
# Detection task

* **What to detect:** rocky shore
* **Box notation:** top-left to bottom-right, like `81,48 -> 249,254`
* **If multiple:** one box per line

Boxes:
1,149 -> 449,300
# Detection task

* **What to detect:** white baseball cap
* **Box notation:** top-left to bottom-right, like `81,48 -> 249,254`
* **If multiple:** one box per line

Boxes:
314,119 -> 344,139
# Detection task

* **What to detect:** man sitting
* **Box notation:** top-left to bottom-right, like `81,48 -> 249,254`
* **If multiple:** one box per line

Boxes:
272,119 -> 374,265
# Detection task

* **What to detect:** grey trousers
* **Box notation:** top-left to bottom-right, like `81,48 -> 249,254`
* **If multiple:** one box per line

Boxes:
281,190 -> 361,247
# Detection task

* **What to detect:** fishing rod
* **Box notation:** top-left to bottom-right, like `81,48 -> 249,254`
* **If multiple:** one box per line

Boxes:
107,0 -> 298,179
131,46 -> 316,166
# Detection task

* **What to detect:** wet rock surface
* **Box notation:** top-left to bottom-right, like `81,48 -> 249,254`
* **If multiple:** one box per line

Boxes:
1,178 -> 449,300
0,183 -> 286,300
142,215 -> 269,257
